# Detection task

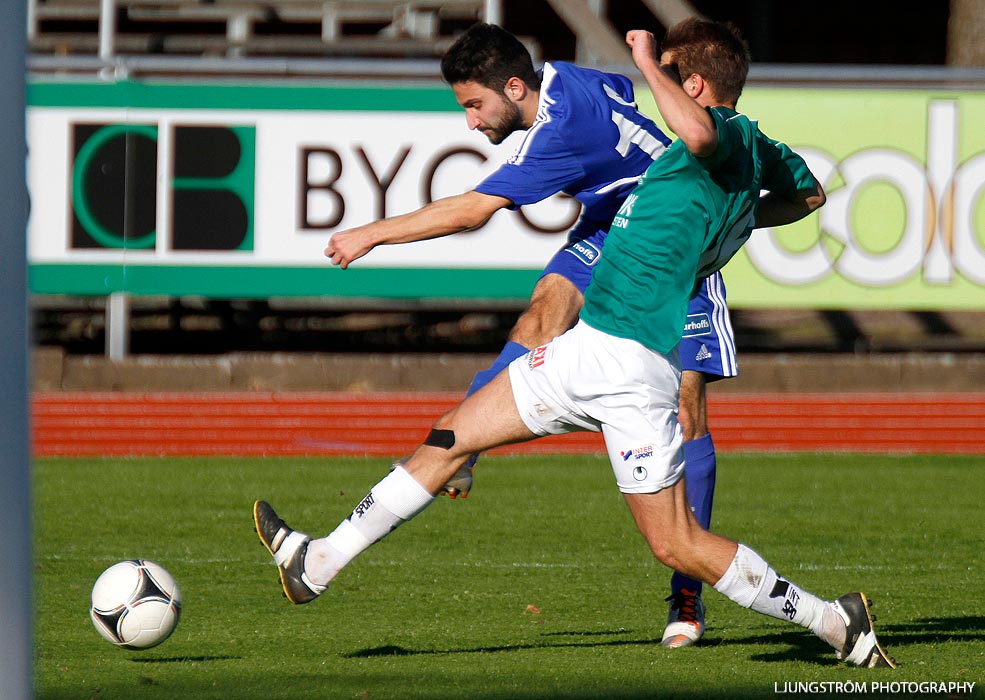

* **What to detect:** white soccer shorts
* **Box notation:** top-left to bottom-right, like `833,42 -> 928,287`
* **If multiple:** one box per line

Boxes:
508,320 -> 685,494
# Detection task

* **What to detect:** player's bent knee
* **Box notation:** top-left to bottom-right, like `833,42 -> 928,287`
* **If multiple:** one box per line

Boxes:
424,428 -> 455,450
643,525 -> 704,574
424,416 -> 475,459
649,541 -> 685,572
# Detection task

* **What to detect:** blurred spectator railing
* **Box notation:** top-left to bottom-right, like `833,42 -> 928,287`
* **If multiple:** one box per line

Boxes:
28,0 -> 498,59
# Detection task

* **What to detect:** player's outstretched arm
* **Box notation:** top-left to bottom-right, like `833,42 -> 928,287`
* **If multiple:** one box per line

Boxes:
626,29 -> 717,157
755,181 -> 826,229
324,190 -> 511,268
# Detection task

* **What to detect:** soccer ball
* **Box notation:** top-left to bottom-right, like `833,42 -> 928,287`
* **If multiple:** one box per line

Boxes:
89,560 -> 182,650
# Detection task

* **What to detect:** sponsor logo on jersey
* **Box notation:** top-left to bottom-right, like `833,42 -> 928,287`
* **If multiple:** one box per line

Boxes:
528,344 -> 548,369
615,192 -> 638,218
682,313 -> 712,338
620,444 -> 654,461
695,344 -> 713,362
564,239 -> 601,266
611,192 -> 638,229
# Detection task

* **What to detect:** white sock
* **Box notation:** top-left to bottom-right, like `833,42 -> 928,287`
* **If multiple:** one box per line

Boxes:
304,466 -> 434,586
714,544 -> 844,647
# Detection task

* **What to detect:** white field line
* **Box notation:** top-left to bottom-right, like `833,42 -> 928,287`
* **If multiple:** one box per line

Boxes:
37,552 -> 968,573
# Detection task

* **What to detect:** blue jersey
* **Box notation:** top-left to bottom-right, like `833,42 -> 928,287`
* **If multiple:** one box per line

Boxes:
475,61 -> 671,229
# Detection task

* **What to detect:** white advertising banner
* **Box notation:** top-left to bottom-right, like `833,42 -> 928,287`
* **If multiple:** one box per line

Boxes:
26,78 -> 985,308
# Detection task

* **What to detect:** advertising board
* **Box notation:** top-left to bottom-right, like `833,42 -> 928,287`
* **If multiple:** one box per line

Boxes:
27,79 -> 985,309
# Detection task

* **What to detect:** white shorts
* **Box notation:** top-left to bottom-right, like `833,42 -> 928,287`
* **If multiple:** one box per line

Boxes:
508,320 -> 685,494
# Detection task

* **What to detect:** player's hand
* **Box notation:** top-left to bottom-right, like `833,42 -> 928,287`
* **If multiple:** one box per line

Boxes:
324,229 -> 373,269
626,30 -> 659,70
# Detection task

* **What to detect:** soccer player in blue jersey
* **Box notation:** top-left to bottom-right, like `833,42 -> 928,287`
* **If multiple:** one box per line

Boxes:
258,18 -> 897,669
325,23 -> 728,646
325,23 -> 671,412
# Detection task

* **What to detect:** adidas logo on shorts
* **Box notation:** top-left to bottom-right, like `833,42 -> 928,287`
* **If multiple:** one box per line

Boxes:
695,344 -> 712,362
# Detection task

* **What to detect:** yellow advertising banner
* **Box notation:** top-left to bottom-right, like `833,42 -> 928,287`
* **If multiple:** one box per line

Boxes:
637,86 -> 985,309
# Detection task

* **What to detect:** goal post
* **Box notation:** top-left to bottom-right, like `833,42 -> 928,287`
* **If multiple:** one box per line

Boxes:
0,1 -> 31,697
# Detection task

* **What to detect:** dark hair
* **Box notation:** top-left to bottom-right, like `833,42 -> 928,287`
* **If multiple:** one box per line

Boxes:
441,23 -> 541,93
661,17 -> 750,106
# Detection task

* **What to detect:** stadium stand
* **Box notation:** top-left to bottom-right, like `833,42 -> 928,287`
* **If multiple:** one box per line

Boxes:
28,0 -> 491,58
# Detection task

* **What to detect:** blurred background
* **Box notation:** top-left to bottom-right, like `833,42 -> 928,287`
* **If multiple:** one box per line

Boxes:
24,0 -> 985,395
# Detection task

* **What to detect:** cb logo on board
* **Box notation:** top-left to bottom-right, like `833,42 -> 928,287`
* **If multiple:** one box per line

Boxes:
70,123 -> 256,252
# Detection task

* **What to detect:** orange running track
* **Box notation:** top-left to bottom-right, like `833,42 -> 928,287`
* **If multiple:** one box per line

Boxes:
30,391 -> 985,457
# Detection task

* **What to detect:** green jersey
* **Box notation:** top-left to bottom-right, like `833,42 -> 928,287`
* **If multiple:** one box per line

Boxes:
580,106 -> 817,354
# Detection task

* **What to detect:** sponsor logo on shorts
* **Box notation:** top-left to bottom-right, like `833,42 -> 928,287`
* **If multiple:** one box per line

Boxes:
682,313 -> 712,338
528,344 -> 548,369
620,445 -> 654,462
564,239 -> 601,266
695,344 -> 713,362
633,466 -> 648,481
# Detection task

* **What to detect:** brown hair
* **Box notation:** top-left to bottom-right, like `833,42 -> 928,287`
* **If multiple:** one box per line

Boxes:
661,17 -> 750,106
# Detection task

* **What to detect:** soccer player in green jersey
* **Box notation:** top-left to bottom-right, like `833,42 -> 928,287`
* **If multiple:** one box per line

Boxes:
255,18 -> 895,668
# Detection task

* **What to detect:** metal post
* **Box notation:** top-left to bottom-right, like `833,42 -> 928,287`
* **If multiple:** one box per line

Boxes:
26,0 -> 37,44
99,0 -> 116,61
483,0 -> 503,26
106,292 -> 130,360
226,11 -> 251,58
0,0 -> 31,695
322,1 -> 340,42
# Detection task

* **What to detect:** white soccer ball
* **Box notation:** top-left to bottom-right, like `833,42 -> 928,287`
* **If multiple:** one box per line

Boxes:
89,560 -> 182,650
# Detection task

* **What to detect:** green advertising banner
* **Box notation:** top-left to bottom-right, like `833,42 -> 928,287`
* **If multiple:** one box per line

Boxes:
27,79 -> 985,309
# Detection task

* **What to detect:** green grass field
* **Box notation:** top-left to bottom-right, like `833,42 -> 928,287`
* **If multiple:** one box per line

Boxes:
34,453 -> 984,700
